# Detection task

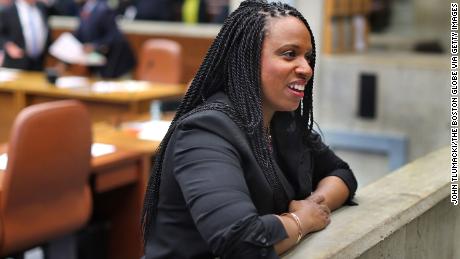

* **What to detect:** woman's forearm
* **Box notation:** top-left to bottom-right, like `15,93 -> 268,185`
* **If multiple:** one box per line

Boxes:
312,176 -> 349,211
274,215 -> 300,254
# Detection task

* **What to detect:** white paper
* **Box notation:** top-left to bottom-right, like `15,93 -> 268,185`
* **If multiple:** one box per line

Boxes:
49,32 -> 106,65
91,143 -> 116,157
0,153 -> 7,171
91,81 -> 151,93
55,76 -> 90,89
122,120 -> 171,141
0,144 -> 116,170
0,69 -> 19,82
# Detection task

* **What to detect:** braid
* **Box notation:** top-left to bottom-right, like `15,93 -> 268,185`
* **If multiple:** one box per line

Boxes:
142,0 -> 317,241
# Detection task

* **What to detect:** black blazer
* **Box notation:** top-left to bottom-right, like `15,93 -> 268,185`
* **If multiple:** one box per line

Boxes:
74,1 -> 135,78
144,92 -> 357,259
0,2 -> 50,70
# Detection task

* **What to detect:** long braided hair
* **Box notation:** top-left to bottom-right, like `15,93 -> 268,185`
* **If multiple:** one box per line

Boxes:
142,0 -> 317,241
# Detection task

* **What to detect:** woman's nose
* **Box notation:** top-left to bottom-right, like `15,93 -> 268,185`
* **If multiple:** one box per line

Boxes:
295,58 -> 313,78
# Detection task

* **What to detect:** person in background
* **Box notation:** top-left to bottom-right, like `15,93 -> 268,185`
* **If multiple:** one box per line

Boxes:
74,0 -> 135,78
141,0 -> 358,258
135,0 -> 182,21
181,0 -> 229,24
203,0 -> 228,23
0,0 -> 50,70
115,0 -> 135,19
52,0 -> 78,16
0,0 -> 11,66
181,0 -> 208,23
0,0 -> 12,10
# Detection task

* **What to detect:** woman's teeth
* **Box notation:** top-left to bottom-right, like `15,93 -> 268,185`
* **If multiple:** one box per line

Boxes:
288,84 -> 305,91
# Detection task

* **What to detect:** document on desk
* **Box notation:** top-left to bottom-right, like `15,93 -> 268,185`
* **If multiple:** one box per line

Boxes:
91,143 -> 116,157
55,76 -> 90,89
122,120 -> 171,141
49,32 -> 106,65
0,153 -> 7,170
0,144 -> 115,170
0,68 -> 19,82
91,81 -> 151,93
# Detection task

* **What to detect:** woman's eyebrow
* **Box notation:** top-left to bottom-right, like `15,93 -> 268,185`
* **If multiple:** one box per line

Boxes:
279,43 -> 301,49
278,43 -> 312,52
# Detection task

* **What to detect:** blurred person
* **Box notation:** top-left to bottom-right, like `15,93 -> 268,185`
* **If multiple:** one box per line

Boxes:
52,0 -> 78,15
181,0 -> 208,23
0,0 -> 12,10
204,0 -> 228,23
0,0 -> 51,70
182,0 -> 229,24
74,0 -> 135,78
0,0 -> 5,67
135,0 -> 182,21
115,0 -> 135,19
141,0 -> 357,258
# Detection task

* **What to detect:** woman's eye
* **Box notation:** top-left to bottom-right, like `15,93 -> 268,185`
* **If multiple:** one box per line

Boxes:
282,50 -> 296,58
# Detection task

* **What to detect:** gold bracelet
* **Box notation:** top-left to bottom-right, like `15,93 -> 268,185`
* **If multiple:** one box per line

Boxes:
281,212 -> 303,244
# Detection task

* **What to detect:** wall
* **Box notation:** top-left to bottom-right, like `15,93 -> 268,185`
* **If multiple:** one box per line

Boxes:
379,0 -> 451,51
315,53 -> 450,162
359,198 -> 458,259
283,147 -> 458,259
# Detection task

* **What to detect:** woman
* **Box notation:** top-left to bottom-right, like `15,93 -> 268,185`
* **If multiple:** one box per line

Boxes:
142,1 -> 357,258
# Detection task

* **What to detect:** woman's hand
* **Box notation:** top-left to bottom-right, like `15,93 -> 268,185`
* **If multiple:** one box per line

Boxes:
274,196 -> 331,254
307,192 -> 326,204
289,196 -> 331,234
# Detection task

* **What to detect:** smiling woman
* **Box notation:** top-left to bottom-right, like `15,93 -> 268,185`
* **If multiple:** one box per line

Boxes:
141,1 -> 358,258
261,16 -> 313,123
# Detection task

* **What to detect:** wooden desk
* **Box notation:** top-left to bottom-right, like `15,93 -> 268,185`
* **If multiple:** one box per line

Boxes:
0,142 -> 151,259
93,122 -> 159,155
91,122 -> 157,258
0,70 -> 187,142
90,148 -> 149,259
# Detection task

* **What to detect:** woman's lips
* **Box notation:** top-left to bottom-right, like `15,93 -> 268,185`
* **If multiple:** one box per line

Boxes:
287,87 -> 305,98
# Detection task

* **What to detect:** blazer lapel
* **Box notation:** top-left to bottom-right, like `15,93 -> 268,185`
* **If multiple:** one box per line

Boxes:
272,112 -> 313,200
270,153 -> 295,201
206,93 -> 310,203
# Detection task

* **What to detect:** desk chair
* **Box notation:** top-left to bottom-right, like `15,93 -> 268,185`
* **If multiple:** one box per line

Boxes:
0,100 -> 92,258
135,39 -> 183,83
136,39 -> 183,119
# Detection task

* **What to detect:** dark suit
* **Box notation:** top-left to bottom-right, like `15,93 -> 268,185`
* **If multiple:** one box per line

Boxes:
144,92 -> 358,258
0,2 -> 50,70
74,0 -> 135,78
135,0 -> 183,21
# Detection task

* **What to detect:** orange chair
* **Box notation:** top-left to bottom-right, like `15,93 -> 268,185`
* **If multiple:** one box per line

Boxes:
135,39 -> 183,84
135,39 -> 184,119
0,100 -> 92,257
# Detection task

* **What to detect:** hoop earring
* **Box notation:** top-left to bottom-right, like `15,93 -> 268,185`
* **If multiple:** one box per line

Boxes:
300,99 -> 304,116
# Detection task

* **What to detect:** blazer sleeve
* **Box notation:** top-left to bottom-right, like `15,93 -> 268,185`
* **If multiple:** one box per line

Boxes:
172,111 -> 287,259
310,133 -> 358,203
